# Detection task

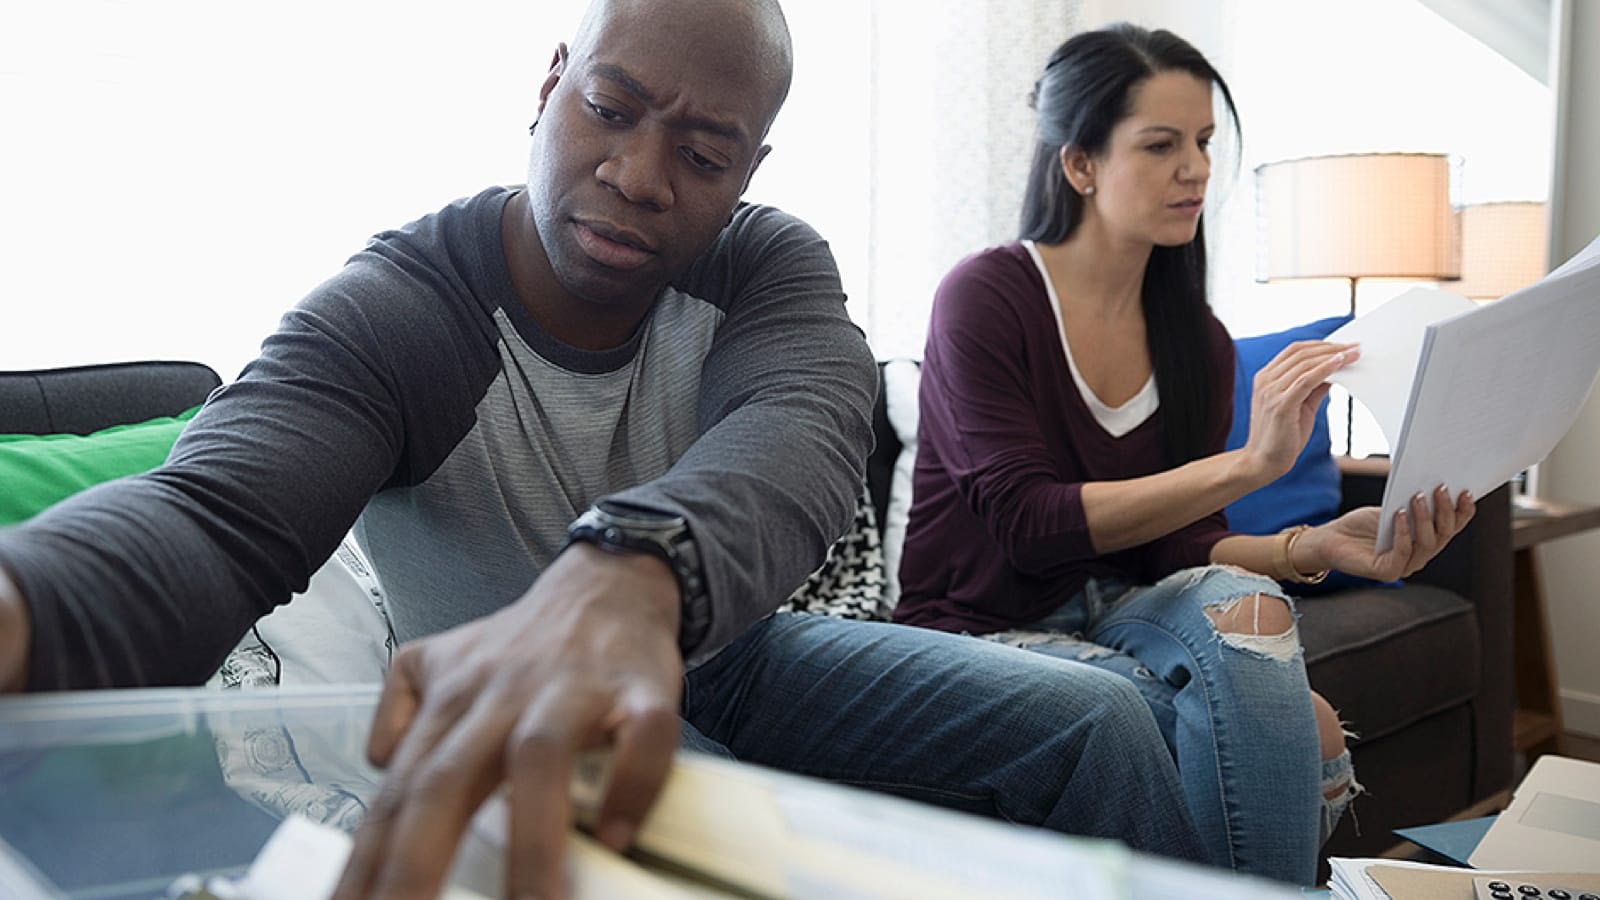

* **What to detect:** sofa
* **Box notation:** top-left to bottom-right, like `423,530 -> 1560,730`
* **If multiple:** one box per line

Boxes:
6,359 -> 1516,868
0,361 -> 221,436
861,359 -> 1515,865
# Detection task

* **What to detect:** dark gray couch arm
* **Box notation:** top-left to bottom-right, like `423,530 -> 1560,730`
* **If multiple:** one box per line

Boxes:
1336,459 -> 1515,806
0,361 -> 222,435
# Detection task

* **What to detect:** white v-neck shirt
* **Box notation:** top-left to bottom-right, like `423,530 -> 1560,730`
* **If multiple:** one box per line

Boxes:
1023,240 -> 1158,438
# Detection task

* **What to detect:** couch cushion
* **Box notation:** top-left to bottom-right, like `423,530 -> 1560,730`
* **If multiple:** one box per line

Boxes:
0,407 -> 200,525
880,359 -> 921,610
1299,583 -> 1478,743
783,485 -> 890,620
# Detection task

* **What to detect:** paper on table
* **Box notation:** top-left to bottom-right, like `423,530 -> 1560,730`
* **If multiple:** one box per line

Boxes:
1327,856 -> 1600,900
242,815 -> 492,900
1369,863 -> 1600,900
1325,288 -> 1478,449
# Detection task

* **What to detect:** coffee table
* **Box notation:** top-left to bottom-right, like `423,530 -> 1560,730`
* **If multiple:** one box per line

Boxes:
0,686 -> 381,898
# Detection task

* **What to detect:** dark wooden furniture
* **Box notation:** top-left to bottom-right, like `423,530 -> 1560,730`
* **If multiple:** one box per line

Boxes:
1510,496 -> 1600,757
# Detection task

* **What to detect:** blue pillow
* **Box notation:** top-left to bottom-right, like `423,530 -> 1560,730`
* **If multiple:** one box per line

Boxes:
1223,315 -> 1350,536
1224,315 -> 1398,593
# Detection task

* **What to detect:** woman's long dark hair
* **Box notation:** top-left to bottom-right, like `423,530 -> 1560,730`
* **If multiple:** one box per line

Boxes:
1021,24 -> 1240,467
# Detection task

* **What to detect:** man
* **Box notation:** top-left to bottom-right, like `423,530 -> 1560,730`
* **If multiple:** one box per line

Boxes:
0,1 -> 1205,897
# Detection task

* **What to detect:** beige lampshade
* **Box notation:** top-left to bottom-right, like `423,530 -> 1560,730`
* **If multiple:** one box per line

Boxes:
1452,201 -> 1548,301
1255,152 -> 1460,283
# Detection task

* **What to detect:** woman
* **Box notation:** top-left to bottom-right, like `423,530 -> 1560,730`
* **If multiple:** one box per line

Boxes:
892,24 -> 1475,885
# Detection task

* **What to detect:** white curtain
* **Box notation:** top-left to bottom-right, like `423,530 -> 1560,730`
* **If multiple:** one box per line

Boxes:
861,0 -> 1082,359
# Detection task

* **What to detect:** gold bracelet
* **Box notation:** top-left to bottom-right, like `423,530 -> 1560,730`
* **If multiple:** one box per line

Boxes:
1277,525 -> 1330,584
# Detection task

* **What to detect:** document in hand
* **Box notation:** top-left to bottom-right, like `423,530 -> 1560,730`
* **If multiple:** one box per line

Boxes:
1326,232 -> 1600,552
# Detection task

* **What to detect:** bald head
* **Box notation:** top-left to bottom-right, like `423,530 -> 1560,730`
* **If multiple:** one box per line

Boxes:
569,0 -> 794,138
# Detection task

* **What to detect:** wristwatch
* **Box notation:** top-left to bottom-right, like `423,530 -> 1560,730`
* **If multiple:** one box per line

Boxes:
566,501 -> 708,647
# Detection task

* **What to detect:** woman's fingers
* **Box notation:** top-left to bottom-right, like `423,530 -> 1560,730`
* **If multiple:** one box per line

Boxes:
1409,490 -> 1440,550
1260,343 -> 1359,402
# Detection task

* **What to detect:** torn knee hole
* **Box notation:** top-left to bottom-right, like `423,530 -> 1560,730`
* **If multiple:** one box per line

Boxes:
1204,592 -> 1295,638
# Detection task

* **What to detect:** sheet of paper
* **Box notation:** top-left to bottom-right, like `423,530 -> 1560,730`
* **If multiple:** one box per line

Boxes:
1326,288 -> 1478,448
1370,863 -> 1600,900
1469,754 -> 1600,872
1371,232 -> 1600,551
1328,856 -> 1600,900
242,814 -> 491,900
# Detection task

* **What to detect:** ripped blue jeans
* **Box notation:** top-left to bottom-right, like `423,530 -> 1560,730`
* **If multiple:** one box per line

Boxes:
985,565 -> 1357,885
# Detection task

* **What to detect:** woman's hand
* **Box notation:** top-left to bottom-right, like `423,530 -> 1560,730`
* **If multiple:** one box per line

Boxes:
1240,341 -> 1359,483
1296,485 -> 1476,582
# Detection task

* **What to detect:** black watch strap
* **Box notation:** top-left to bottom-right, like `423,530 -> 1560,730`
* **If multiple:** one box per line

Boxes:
565,502 -> 708,651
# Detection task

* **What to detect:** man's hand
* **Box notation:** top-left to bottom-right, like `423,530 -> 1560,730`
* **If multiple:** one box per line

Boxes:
0,564 -> 29,693
332,543 -> 684,900
1301,485 -> 1476,582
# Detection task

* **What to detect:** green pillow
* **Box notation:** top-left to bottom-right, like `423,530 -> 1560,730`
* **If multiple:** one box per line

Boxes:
0,406 -> 201,525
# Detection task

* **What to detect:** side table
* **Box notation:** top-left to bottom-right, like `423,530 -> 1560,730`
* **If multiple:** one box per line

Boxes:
1510,496 -> 1600,756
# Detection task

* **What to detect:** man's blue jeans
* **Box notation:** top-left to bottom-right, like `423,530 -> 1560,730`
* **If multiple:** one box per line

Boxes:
983,566 -> 1354,885
679,611 -> 1206,866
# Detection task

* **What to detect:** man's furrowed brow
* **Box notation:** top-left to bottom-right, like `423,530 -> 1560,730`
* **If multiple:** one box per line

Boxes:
591,62 -> 657,104
588,61 -> 749,146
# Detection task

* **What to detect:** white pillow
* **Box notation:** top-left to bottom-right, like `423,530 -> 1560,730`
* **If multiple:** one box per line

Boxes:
881,358 -> 921,611
210,535 -> 394,688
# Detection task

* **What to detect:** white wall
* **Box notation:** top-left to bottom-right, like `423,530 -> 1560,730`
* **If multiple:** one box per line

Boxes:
1535,0 -> 1600,738
0,1 -> 578,383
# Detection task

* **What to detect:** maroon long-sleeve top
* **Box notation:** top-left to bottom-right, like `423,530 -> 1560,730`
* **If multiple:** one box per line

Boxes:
893,242 -> 1236,634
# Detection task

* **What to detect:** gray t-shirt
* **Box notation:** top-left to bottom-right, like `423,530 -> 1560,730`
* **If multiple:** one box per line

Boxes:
2,187 -> 876,689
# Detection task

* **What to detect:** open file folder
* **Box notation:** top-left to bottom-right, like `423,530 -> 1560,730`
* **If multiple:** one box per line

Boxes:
1327,231 -> 1600,552
246,750 -> 1306,900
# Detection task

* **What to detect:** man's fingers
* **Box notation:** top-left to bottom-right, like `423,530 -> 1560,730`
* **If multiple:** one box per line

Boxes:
506,698 -> 591,900
337,664 -> 477,900
366,700 -> 515,900
367,647 -> 426,768
594,705 -> 680,851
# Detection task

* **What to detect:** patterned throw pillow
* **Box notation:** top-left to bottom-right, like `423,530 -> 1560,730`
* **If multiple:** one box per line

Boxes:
782,485 -> 890,621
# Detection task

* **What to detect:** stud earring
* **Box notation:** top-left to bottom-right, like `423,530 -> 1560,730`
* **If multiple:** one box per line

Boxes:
1083,185 -> 1096,196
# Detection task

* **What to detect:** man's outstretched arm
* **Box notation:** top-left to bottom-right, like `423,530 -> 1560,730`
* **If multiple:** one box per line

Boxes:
0,564 -> 27,693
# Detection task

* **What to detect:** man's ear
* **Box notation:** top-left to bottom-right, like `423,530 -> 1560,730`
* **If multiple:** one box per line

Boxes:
740,144 -> 773,195
535,43 -> 569,118
1059,144 -> 1096,195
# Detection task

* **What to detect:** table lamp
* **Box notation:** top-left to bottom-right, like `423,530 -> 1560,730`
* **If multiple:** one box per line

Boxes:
1255,152 -> 1462,454
1452,200 -> 1548,302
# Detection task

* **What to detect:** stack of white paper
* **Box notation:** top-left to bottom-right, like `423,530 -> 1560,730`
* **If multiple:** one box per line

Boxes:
1327,232 -> 1600,551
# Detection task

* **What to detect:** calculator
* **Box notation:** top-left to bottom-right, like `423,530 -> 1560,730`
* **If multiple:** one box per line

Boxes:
1473,876 -> 1600,900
